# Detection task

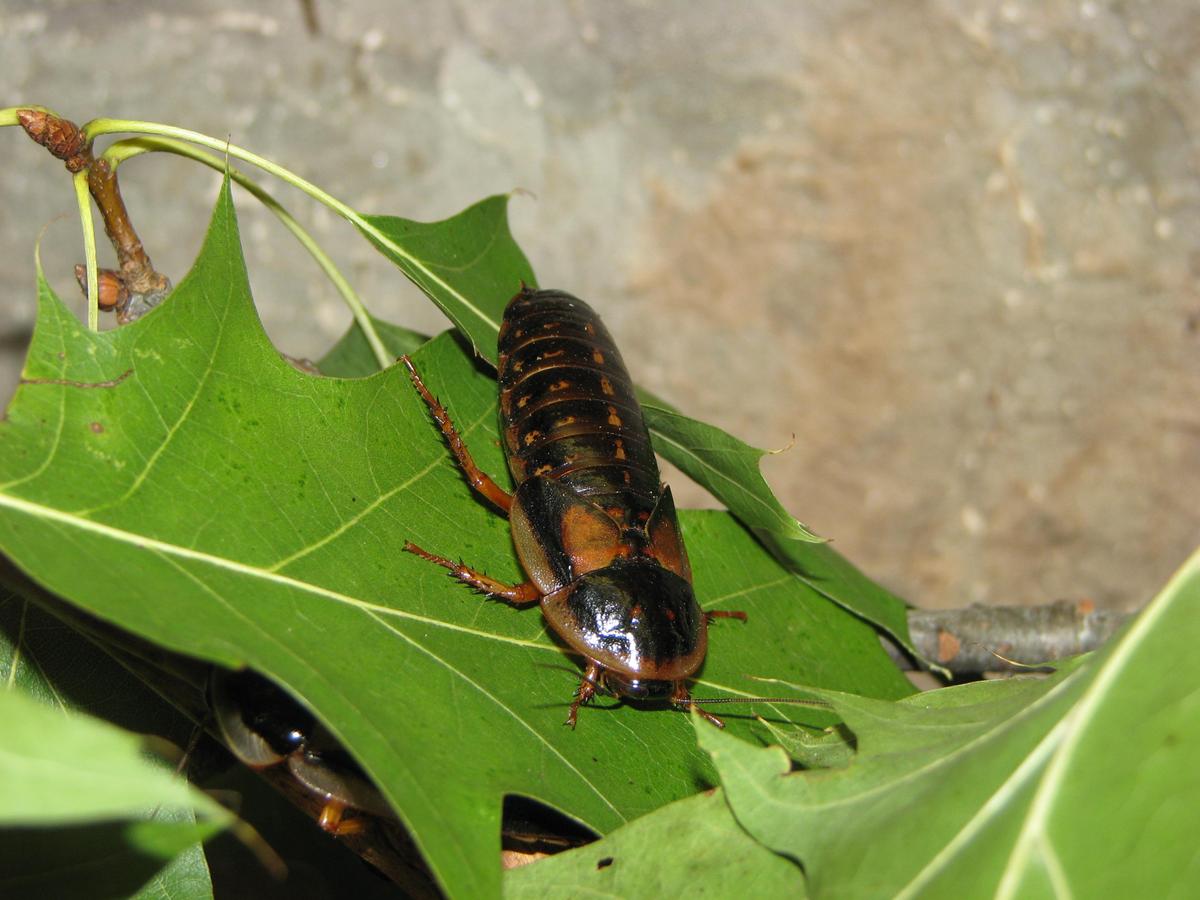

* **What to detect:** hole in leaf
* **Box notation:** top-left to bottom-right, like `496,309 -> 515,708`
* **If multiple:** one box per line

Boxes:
502,794 -> 599,857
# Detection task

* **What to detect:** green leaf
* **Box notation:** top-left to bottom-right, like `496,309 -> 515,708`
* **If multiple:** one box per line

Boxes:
763,533 -> 916,663
0,592 -> 225,900
128,807 -> 216,900
357,197 -> 913,653
700,547 -> 1200,899
0,818 -> 215,900
641,404 -> 821,543
357,195 -> 536,365
643,404 -> 916,657
0,586 -> 202,737
318,315 -> 428,379
0,179 -> 909,897
756,717 -> 855,770
0,588 -> 400,897
0,686 -> 226,828
0,587 -> 217,898
504,788 -> 805,898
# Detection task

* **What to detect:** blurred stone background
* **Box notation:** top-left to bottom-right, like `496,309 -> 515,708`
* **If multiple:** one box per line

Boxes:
1,1 -> 1196,613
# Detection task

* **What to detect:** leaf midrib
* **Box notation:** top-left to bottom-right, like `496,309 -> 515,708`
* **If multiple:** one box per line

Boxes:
0,490 -> 552,652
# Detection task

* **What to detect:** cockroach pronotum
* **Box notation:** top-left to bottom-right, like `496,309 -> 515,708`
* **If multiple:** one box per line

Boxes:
404,287 -> 819,728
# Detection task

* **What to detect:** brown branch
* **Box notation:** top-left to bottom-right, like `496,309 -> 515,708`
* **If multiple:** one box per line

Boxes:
18,109 -> 172,323
85,156 -> 170,299
884,599 -> 1131,675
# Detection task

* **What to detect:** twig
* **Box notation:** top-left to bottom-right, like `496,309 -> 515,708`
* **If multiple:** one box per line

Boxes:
86,156 -> 170,301
883,599 -> 1131,675
18,109 -> 172,324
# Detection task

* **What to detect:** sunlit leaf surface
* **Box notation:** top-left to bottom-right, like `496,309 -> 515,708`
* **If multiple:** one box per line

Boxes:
701,549 -> 1200,899
505,788 -> 805,898
357,196 -> 536,365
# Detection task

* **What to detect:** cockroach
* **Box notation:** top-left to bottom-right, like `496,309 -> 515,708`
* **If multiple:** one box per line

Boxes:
209,668 -> 391,833
403,287 -> 821,729
209,668 -> 599,863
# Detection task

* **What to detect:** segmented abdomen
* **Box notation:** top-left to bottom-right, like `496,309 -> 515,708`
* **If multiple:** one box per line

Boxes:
498,289 -> 660,525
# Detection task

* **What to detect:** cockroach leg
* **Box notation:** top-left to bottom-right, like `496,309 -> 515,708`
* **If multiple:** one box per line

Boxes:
318,799 -> 365,835
705,609 -> 747,624
566,660 -> 603,729
670,682 -> 725,729
403,541 -> 541,606
400,355 -> 513,514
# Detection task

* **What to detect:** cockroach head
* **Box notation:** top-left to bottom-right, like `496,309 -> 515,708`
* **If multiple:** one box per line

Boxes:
599,673 -> 674,701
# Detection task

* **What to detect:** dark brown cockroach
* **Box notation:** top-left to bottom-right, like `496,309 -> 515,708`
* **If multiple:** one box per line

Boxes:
402,286 -> 759,728
209,668 -> 392,833
210,667 -> 598,870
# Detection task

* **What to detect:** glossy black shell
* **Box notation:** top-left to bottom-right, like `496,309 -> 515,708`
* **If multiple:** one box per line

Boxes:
541,556 -> 706,681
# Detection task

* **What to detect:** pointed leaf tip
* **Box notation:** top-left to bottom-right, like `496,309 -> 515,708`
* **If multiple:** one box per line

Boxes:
356,194 -> 536,366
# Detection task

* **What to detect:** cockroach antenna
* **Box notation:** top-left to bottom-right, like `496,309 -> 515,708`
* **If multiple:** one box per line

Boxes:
670,694 -> 832,729
674,696 -> 832,709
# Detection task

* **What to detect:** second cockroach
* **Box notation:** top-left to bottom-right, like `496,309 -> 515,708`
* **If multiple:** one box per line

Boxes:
404,287 -> 801,728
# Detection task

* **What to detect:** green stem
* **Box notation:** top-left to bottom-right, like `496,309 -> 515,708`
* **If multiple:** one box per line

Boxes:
6,106 -> 101,331
83,118 -> 494,337
102,137 -> 391,371
72,170 -> 99,331
0,105 -> 51,127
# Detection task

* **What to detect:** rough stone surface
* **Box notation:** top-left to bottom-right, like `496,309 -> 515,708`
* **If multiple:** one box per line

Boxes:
1,1 -> 1196,613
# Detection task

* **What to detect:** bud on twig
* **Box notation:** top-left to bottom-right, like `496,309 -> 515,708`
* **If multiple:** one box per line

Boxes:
74,265 -> 129,311
17,109 -> 91,172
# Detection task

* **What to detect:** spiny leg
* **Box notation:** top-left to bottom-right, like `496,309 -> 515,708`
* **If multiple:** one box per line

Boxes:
706,609 -> 747,624
671,682 -> 725,729
401,355 -> 513,514
403,541 -> 540,606
566,660 -> 603,729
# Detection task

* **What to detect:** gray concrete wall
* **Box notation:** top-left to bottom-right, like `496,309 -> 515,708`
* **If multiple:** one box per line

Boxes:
2,1 -> 1197,613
